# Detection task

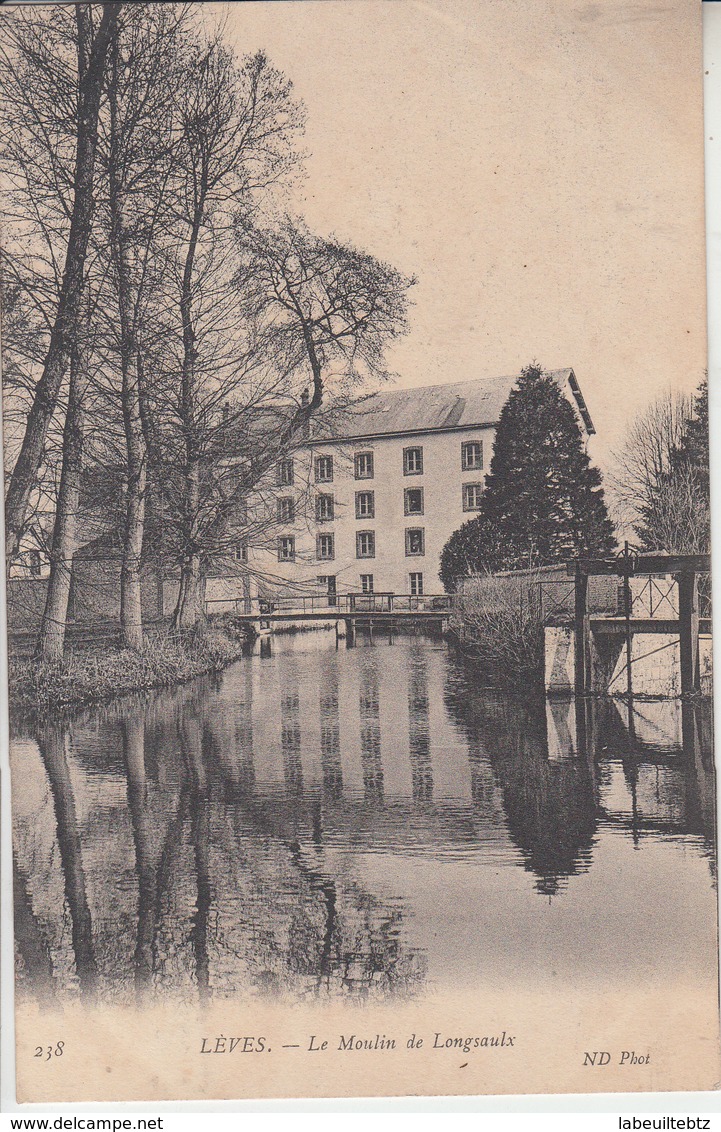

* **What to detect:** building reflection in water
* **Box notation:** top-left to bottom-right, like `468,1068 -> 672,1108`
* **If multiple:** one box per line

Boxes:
10,630 -> 716,1009
280,656 -> 303,796
408,646 -> 433,804
319,654 -> 342,799
358,652 -> 384,803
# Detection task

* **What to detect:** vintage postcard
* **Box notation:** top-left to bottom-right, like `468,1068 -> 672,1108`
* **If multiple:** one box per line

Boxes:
1,0 -> 718,1105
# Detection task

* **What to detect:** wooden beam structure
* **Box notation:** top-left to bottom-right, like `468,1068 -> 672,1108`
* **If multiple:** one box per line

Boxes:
590,617 -> 712,636
574,566 -> 590,693
678,571 -> 701,695
567,553 -> 710,578
567,551 -> 710,697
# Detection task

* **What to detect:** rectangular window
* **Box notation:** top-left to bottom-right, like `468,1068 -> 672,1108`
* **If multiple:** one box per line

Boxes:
461,441 -> 483,470
278,536 -> 295,562
360,574 -> 374,594
315,454 -> 334,483
234,544 -> 248,562
355,490 -> 375,519
405,527 -> 425,556
277,458 -> 294,486
403,446 -> 423,475
463,483 -> 484,511
317,533 -> 334,561
356,530 -> 375,559
277,496 -> 295,522
409,571 -> 424,596
404,487 -> 424,515
316,494 -> 334,522
354,452 -> 374,479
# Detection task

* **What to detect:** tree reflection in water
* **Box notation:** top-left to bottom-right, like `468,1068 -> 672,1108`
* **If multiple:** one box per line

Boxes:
444,664 -> 597,896
444,652 -> 716,895
36,723 -> 99,997
13,672 -> 426,1008
11,633 -> 715,1008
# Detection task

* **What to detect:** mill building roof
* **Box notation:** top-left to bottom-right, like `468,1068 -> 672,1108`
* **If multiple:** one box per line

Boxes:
313,367 -> 594,441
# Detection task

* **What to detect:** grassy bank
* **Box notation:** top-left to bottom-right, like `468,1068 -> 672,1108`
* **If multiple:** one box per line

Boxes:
8,619 -> 252,718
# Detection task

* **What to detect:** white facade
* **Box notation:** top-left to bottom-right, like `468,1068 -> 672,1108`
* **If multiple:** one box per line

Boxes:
253,425 -> 495,598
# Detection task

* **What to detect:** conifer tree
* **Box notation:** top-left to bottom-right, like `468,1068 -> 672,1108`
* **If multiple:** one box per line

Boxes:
633,379 -> 709,553
440,364 -> 615,591
672,379 -> 709,492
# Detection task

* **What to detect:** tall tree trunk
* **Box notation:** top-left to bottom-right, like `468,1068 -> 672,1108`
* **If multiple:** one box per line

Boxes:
120,443 -> 147,648
174,550 -> 205,630
37,319 -> 89,664
172,204 -> 204,631
4,3 -> 120,567
108,49 -> 148,651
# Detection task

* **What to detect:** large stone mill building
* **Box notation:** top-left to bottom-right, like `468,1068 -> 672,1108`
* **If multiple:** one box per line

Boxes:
249,367 -> 594,603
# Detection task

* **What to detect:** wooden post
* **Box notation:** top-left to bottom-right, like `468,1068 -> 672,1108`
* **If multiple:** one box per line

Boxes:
574,565 -> 589,693
678,570 -> 699,695
622,569 -> 633,703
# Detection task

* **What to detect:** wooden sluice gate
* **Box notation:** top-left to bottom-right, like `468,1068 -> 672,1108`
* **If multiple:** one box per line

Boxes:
547,549 -> 711,699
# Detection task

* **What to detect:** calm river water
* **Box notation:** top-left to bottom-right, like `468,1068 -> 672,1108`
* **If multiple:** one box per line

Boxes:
11,629 -> 718,1008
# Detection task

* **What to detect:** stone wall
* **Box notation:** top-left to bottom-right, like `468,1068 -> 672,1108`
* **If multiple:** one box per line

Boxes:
544,625 -> 713,698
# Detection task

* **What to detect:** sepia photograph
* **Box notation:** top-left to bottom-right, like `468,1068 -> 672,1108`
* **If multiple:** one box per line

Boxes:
0,0 -> 717,1105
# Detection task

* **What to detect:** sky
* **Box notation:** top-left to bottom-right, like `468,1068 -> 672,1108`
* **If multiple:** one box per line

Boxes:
222,0 -> 707,473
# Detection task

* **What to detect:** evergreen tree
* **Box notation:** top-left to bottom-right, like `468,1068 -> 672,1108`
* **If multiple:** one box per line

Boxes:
672,379 -> 709,491
440,364 -> 616,591
634,379 -> 709,553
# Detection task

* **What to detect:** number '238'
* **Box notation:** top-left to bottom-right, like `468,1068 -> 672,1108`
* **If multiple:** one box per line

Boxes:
34,1042 -> 64,1061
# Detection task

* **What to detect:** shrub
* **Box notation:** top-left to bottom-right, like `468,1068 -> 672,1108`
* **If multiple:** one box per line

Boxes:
449,570 -> 545,684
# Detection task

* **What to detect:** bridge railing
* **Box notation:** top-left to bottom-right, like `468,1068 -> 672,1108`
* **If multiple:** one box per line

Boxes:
204,593 -> 454,617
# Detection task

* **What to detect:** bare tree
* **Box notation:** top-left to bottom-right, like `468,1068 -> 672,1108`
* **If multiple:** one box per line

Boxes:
1,3 -> 121,566
157,215 -> 415,629
157,43 -> 305,629
37,294 -> 93,662
98,4 -> 193,649
2,7 -> 414,650
234,217 -> 416,407
642,459 -> 710,554
610,388 -> 708,552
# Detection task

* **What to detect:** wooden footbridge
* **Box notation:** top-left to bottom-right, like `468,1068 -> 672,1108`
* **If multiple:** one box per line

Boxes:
205,591 -> 454,634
